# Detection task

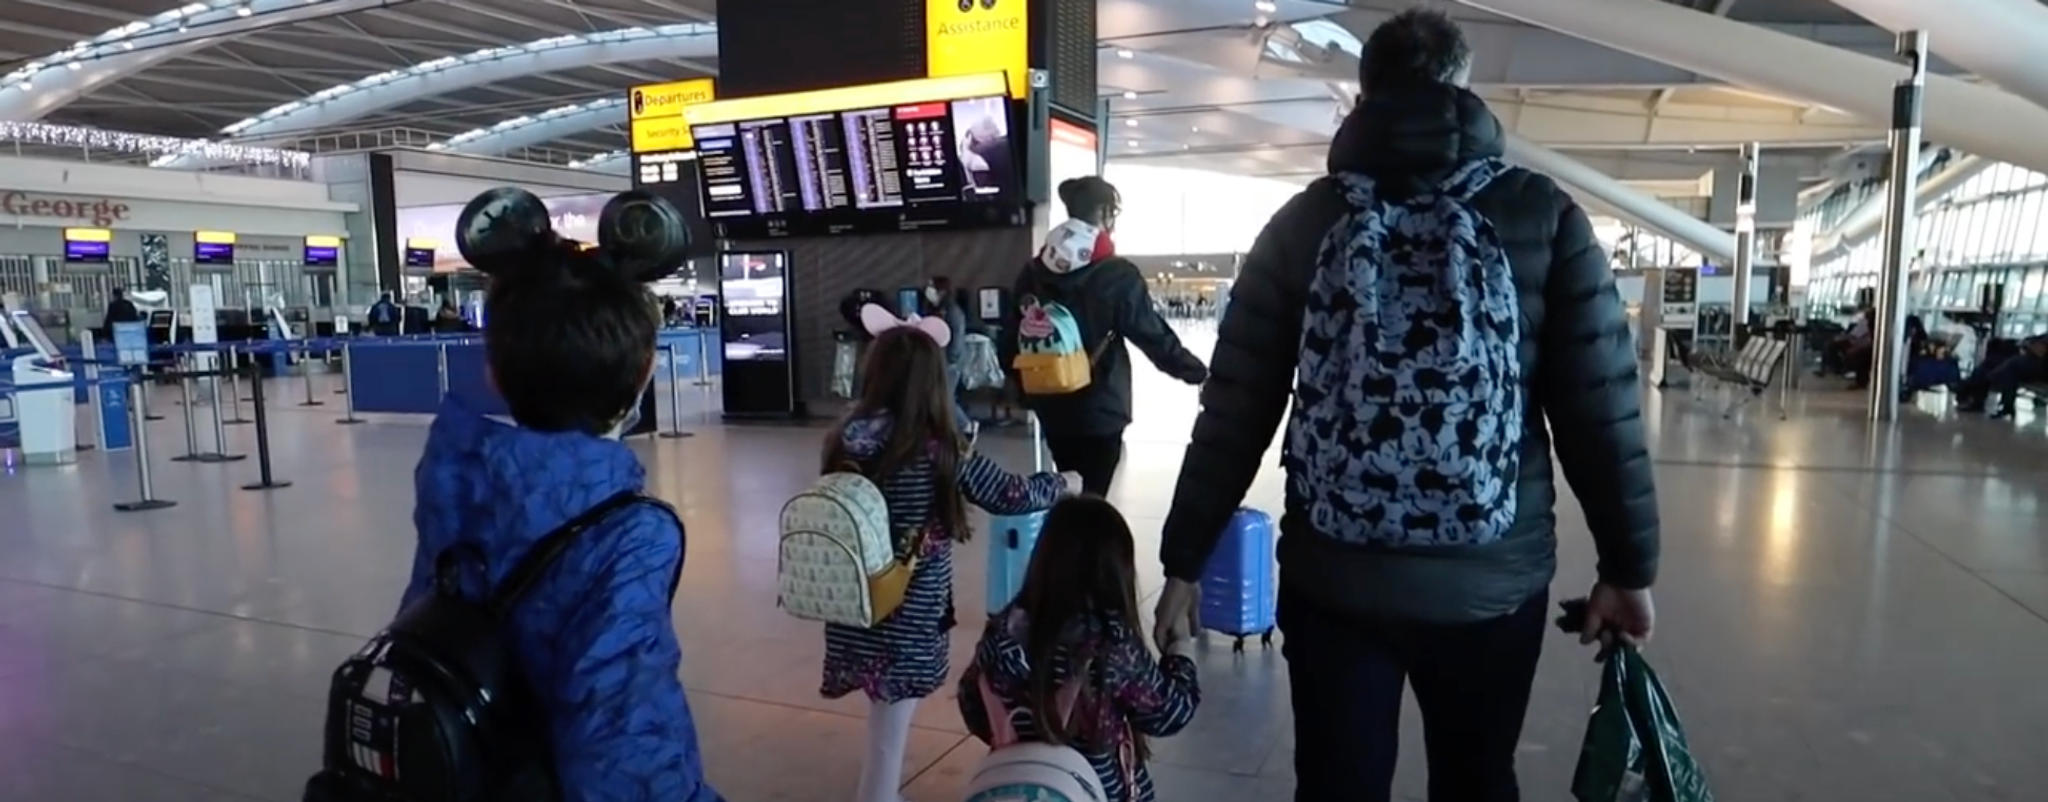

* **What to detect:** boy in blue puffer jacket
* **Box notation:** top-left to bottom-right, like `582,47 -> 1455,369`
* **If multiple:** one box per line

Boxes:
401,189 -> 721,802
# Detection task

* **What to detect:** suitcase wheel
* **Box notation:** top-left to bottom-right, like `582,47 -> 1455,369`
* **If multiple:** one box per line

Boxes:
1232,636 -> 1246,654
1261,628 -> 1275,649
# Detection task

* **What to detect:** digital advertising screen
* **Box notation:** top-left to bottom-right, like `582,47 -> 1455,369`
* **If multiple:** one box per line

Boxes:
194,242 -> 235,264
194,230 -> 236,265
685,73 -> 1025,238
719,252 -> 787,362
304,235 -> 340,267
1047,116 -> 1099,201
395,195 -> 609,272
65,239 -> 110,263
64,227 -> 112,263
304,245 -> 339,267
404,245 -> 436,269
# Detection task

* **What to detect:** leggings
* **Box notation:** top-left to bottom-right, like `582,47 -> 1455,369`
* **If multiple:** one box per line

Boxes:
1045,433 -> 1123,497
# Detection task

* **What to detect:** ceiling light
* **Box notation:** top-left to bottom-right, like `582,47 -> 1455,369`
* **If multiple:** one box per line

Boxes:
1254,0 -> 1279,12
66,62 -> 80,71
1190,125 -> 1200,133
1122,90 -> 1137,100
1125,118 -> 1138,127
121,42 -> 134,51
1116,48 -> 1134,59
237,5 -> 253,17
1127,139 -> 1140,148
177,23 -> 188,32
17,79 -> 30,91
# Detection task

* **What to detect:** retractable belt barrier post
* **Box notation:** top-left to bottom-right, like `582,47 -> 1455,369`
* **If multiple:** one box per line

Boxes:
77,330 -> 99,453
112,371 -> 175,512
205,360 -> 244,462
172,354 -> 201,462
661,340 -> 693,440
436,342 -> 450,397
241,359 -> 291,491
223,345 -> 251,425
336,340 -> 364,425
693,332 -> 714,388
298,340 -> 324,407
168,351 -> 244,463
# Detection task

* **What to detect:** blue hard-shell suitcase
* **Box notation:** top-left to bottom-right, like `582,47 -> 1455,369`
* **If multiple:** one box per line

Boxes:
985,413 -> 1048,615
1198,508 -> 1278,652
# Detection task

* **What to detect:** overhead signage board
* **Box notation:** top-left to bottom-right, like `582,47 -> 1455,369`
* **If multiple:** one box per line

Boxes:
680,72 -> 1021,239
683,72 -> 1008,127
927,0 -> 1029,99
632,116 -> 695,154
629,77 -> 716,153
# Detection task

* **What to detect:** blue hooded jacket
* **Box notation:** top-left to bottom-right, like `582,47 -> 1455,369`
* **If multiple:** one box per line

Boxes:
403,395 -> 722,802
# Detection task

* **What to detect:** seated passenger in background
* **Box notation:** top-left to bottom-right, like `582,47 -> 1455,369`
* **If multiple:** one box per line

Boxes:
959,496 -> 1200,802
404,189 -> 721,802
1960,334 -> 2048,417
433,299 -> 467,333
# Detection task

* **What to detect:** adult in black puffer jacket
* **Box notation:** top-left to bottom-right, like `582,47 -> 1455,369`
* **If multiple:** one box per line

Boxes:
1153,10 -> 1660,801
1003,177 -> 1207,496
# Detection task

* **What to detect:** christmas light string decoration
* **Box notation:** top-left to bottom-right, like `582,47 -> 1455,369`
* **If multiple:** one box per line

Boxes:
0,120 -> 311,168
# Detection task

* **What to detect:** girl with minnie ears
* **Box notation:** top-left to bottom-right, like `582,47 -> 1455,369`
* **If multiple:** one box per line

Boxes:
820,304 -> 1078,802
400,187 -> 725,802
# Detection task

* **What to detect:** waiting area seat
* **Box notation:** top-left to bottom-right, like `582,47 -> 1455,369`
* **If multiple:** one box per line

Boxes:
1693,335 -> 1791,419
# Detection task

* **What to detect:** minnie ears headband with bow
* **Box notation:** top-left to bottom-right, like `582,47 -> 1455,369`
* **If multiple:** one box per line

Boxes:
860,303 -> 952,349
455,186 -> 692,283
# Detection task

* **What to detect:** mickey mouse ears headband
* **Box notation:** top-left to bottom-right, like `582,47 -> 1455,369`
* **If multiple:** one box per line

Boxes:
860,303 -> 951,349
455,186 -> 692,283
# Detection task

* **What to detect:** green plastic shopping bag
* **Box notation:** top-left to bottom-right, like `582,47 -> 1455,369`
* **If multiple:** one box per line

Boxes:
1571,645 -> 1715,802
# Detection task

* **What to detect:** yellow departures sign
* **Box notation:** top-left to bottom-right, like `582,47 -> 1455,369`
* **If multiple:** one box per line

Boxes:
927,0 -> 1028,99
629,77 -> 716,152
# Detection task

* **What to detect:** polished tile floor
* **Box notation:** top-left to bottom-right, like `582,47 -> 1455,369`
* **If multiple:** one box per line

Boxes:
3,334 -> 2047,801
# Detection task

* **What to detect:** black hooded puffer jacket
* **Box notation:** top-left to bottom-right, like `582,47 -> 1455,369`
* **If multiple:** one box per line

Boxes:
1159,84 -> 1660,624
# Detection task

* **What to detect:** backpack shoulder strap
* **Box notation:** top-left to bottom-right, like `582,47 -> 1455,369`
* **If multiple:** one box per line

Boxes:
489,490 -> 656,613
1437,157 -> 1508,204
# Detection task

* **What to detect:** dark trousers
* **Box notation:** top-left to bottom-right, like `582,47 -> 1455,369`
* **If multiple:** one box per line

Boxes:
1280,586 -> 1548,802
1989,352 -> 2047,412
1044,433 -> 1123,496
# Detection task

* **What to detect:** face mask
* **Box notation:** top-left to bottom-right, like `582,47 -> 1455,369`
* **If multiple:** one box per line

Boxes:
605,369 -> 657,439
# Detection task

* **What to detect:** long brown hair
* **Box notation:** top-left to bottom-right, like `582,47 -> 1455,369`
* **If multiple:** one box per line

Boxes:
822,325 -> 971,541
1010,496 -> 1149,759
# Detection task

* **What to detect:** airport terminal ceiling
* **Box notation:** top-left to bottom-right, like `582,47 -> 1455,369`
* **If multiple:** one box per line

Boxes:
0,0 -> 2021,193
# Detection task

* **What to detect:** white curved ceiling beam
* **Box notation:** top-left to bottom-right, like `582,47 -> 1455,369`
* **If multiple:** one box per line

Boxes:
436,98 -> 625,155
1814,154 -> 1988,255
158,24 -> 715,168
1826,0 -> 2048,115
569,150 -> 630,176
1454,0 -> 2048,172
0,0 -> 403,121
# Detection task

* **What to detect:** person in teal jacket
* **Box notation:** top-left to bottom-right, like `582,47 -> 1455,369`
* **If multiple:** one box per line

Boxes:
402,189 -> 721,802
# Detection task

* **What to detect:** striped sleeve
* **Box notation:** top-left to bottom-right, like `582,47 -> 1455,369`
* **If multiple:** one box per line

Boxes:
1119,643 -> 1200,738
958,452 -> 1064,515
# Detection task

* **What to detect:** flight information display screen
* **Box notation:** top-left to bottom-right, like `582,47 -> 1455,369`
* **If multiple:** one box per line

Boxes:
693,93 -> 1018,236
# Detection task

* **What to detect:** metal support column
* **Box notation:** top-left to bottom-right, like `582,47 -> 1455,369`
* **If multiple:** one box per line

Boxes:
1871,30 -> 1928,423
1730,142 -> 1761,339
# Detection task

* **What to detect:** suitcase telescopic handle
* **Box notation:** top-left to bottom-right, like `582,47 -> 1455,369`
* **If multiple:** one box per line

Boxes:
1028,410 -> 1044,473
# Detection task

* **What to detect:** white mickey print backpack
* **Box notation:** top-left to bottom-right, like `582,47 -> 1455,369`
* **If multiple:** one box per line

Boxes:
778,471 -> 918,627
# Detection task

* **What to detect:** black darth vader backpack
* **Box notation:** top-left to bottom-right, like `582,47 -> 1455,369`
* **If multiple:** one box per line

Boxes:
303,187 -> 691,802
